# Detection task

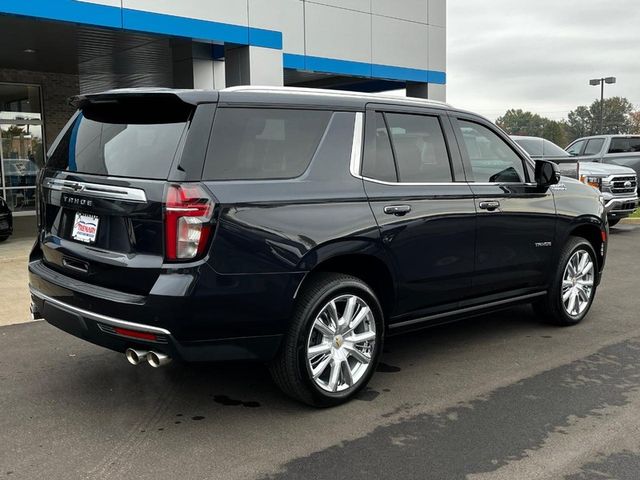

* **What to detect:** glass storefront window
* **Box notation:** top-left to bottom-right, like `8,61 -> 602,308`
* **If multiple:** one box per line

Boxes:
0,84 -> 42,121
0,83 -> 44,214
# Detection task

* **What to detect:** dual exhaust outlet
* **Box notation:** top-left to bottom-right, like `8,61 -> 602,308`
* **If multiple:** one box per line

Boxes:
125,348 -> 171,368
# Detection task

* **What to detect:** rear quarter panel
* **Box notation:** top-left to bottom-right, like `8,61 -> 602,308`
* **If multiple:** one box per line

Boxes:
204,111 -> 382,276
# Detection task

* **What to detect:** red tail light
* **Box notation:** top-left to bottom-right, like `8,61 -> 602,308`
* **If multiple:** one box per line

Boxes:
113,327 -> 158,342
164,184 -> 214,261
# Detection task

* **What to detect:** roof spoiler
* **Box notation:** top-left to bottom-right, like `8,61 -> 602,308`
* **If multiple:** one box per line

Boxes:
69,88 -> 219,109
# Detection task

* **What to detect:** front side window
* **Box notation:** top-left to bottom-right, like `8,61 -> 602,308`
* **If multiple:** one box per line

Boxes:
385,113 -> 452,183
566,140 -> 585,156
204,108 -> 331,180
584,138 -> 605,156
458,120 -> 525,183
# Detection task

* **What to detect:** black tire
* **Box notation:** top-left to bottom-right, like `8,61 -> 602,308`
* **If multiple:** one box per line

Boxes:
533,236 -> 598,326
608,219 -> 620,227
269,272 -> 384,407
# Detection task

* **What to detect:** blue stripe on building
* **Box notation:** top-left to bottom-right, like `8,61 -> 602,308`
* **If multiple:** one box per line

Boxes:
284,54 -> 446,85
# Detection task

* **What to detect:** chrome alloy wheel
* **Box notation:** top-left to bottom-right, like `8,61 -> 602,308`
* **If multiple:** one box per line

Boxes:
306,294 -> 377,393
562,249 -> 595,317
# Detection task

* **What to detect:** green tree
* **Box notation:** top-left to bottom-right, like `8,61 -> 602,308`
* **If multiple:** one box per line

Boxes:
496,109 -> 546,137
566,97 -> 634,140
542,120 -> 568,147
591,96 -> 633,134
496,109 -> 569,146
627,110 -> 640,135
565,105 -> 594,141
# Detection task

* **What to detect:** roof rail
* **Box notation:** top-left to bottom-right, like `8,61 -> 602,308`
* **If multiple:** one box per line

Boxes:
222,85 -> 451,107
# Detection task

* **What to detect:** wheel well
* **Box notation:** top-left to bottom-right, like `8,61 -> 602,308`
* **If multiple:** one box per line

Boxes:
301,255 -> 395,318
570,224 -> 604,267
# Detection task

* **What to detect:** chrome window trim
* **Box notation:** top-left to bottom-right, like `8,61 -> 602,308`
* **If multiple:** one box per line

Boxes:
29,286 -> 171,336
43,178 -> 147,203
349,111 -> 538,188
349,112 -> 364,178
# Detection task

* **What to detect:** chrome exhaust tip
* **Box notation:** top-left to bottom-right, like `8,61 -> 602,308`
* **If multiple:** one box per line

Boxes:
147,351 -> 171,368
125,348 -> 148,366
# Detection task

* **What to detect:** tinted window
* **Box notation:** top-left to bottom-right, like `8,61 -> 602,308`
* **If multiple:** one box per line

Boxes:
584,138 -> 605,156
48,113 -> 188,179
204,108 -> 331,180
609,137 -> 640,153
458,120 -> 525,183
542,139 -> 570,157
566,140 -> 585,156
385,113 -> 452,183
362,112 -> 397,182
514,138 -> 543,156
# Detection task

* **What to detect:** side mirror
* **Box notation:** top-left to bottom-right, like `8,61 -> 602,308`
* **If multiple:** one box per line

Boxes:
535,160 -> 561,187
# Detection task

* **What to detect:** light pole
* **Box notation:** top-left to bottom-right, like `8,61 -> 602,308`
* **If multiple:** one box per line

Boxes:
589,77 -> 616,134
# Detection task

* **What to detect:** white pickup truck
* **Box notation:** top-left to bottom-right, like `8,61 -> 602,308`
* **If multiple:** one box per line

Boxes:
513,135 -> 639,226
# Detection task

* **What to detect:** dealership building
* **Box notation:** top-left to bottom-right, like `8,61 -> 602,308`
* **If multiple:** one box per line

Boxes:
0,0 -> 446,215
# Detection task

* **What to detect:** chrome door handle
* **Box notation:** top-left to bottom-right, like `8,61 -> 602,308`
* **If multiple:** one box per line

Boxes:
384,205 -> 412,216
479,201 -> 501,211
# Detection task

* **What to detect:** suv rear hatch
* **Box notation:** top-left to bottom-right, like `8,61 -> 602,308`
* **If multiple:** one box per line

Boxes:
37,92 -> 215,296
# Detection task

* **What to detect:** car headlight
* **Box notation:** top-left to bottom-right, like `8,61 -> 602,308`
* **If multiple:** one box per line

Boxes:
580,175 -> 602,190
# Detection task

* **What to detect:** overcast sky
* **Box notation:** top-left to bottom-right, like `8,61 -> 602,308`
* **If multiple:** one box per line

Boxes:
446,0 -> 640,121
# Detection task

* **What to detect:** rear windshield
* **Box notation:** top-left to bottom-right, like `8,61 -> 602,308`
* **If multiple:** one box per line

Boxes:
204,108 -> 332,180
47,98 -> 191,179
609,137 -> 640,154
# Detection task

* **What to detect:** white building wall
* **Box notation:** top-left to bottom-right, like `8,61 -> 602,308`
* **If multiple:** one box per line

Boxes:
371,15 -> 429,71
304,2 -> 372,64
122,0 -> 249,25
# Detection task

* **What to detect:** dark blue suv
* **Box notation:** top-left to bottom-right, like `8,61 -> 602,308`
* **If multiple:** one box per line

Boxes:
29,87 -> 608,406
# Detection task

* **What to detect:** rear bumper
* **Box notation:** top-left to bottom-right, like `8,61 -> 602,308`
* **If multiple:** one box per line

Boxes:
30,286 -> 283,362
29,259 -> 304,362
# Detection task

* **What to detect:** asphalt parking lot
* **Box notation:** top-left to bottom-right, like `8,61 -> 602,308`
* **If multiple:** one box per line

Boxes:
2,225 -> 640,480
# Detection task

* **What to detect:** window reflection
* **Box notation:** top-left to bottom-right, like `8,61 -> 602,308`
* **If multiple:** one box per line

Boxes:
0,83 -> 44,213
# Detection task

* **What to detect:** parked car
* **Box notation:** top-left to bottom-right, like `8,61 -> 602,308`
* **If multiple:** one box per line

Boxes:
0,195 -> 13,242
566,135 -> 640,178
512,135 -> 638,226
30,87 -> 608,406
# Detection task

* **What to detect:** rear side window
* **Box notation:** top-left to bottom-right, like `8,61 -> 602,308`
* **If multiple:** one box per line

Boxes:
204,108 -> 331,180
47,98 -> 191,179
362,112 -> 397,182
584,138 -> 604,156
458,120 -> 525,183
385,113 -> 452,183
609,137 -> 640,153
